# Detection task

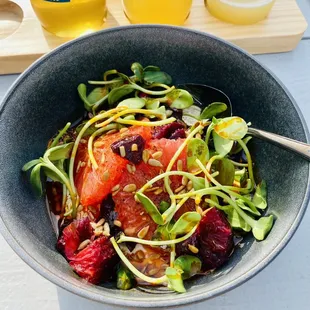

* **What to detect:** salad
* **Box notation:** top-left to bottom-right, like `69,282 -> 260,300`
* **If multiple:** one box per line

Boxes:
23,63 -> 273,292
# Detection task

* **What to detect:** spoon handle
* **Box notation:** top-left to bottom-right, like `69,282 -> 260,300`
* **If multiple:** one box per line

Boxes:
248,127 -> 310,161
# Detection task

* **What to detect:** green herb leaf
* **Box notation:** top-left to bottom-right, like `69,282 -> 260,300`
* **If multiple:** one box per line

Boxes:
117,97 -> 146,109
167,89 -> 194,110
153,224 -> 171,241
252,215 -> 274,241
43,165 -> 65,183
159,201 -> 170,213
116,264 -> 136,290
144,65 -> 161,72
165,267 -> 186,293
131,62 -> 144,83
223,206 -> 251,232
22,159 -> 42,172
30,163 -> 43,196
213,131 -> 234,156
191,176 -> 205,190
108,84 -> 135,105
187,138 -> 209,173
253,180 -> 267,210
76,122 -> 97,137
145,99 -> 160,110
87,87 -> 108,104
46,143 -> 74,162
174,255 -> 202,280
214,157 -> 235,186
169,212 -> 201,236
200,102 -> 227,120
77,84 -> 93,112
123,115 -> 135,121
143,71 -> 172,85
136,193 -> 164,225
235,198 -> 260,216
214,117 -> 248,140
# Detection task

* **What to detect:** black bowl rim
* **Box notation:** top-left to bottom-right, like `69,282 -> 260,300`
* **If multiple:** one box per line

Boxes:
0,25 -> 309,307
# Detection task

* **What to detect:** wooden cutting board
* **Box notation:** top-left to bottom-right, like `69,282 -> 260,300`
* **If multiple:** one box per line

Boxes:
0,0 -> 307,74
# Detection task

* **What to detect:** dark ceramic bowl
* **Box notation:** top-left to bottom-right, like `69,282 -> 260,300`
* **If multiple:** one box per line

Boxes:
0,26 -> 309,308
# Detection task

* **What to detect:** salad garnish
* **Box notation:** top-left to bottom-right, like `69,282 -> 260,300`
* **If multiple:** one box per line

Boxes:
23,63 -> 273,293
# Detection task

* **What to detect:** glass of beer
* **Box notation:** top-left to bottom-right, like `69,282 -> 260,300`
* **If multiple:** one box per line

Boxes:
122,0 -> 193,25
30,0 -> 107,38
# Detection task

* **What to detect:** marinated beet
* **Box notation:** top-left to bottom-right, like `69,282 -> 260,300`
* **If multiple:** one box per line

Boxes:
198,208 -> 234,270
69,236 -> 119,284
56,217 -> 93,260
110,134 -> 145,164
100,194 -> 121,235
152,122 -> 185,139
170,128 -> 186,139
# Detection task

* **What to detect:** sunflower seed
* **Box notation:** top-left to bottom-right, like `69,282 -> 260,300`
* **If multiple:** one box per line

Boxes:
177,160 -> 183,171
90,222 -> 97,230
103,222 -> 110,236
152,151 -> 163,160
114,220 -> 122,227
142,150 -> 150,163
136,250 -> 145,260
123,184 -> 137,192
106,129 -> 118,135
131,143 -> 138,152
175,185 -> 185,193
137,226 -> 149,239
154,188 -> 163,195
119,146 -> 126,157
195,133 -> 202,139
148,268 -> 159,276
187,180 -> 193,191
80,139 -> 87,144
94,141 -> 105,147
96,218 -> 105,227
188,244 -> 199,254
100,153 -> 106,163
112,184 -> 120,192
181,176 -> 188,186
103,171 -> 110,181
77,239 -> 90,251
148,159 -> 163,167
120,127 -> 129,133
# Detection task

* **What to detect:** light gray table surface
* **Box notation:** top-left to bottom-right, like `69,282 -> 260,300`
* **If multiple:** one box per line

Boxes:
1,2 -> 310,309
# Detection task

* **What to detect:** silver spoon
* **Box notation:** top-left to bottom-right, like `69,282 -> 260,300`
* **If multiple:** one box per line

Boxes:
178,83 -> 310,161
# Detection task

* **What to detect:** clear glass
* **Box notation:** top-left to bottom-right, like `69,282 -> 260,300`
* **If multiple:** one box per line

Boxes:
205,0 -> 276,25
30,0 -> 107,38
122,0 -> 193,25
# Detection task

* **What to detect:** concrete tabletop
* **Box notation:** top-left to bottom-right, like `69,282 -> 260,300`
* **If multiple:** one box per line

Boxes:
1,1 -> 310,309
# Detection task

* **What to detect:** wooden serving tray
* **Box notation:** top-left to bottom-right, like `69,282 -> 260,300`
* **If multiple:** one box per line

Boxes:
0,0 -> 307,74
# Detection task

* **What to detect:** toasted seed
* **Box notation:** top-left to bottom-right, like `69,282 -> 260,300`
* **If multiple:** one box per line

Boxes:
196,206 -> 203,215
94,141 -> 105,147
148,268 -> 159,276
103,170 -> 110,181
114,220 -> 122,227
112,184 -> 120,192
148,253 -> 160,260
188,244 -> 199,254
119,146 -> 126,157
106,129 -> 118,135
80,139 -> 87,144
77,239 -> 90,251
131,164 -> 136,172
100,153 -> 106,164
195,133 -> 202,139
90,222 -> 97,230
136,250 -> 145,260
138,226 -> 149,239
124,227 -> 136,235
177,159 -> 183,171
123,184 -> 137,192
181,176 -> 188,186
145,186 -> 159,192
88,212 -> 95,221
94,227 -> 103,236
154,188 -> 163,195
112,189 -> 120,196
131,143 -> 138,152
80,161 -> 86,167
148,158 -> 163,167
142,150 -> 150,163
77,205 -> 84,212
87,159 -> 91,167
96,218 -> 105,227
165,109 -> 173,117
120,127 -> 129,133
175,185 -> 185,193
152,151 -> 163,160
140,211 -> 145,216
187,180 -> 193,191
103,222 -> 110,236
88,112 -> 94,119
76,161 -> 82,173
195,195 -> 201,205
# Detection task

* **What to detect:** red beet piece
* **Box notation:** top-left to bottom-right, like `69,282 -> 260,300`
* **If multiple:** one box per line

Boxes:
152,122 -> 185,139
56,217 -> 93,260
197,208 -> 234,270
110,134 -> 145,164
169,128 -> 186,139
69,236 -> 118,284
